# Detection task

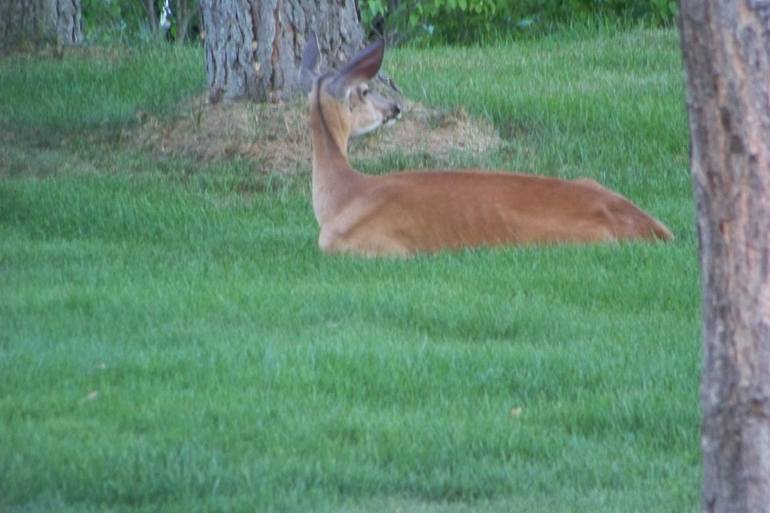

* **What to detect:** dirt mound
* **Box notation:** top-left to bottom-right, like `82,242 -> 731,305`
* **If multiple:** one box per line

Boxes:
132,95 -> 501,174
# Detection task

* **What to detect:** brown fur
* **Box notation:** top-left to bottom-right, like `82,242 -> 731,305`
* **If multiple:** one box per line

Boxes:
307,41 -> 673,257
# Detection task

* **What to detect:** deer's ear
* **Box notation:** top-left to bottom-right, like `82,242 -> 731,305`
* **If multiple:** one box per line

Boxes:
328,39 -> 385,99
299,31 -> 321,94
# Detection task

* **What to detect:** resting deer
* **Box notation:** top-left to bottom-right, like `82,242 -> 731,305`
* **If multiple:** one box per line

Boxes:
301,35 -> 673,257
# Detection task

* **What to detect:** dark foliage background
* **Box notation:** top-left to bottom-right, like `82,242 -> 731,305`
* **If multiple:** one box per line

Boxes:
360,0 -> 678,44
81,0 -> 677,46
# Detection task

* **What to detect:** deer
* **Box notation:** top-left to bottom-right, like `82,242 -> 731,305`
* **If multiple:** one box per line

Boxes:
300,34 -> 673,257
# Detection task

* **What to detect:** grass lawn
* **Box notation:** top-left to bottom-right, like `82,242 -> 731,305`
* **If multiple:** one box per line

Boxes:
0,27 -> 700,512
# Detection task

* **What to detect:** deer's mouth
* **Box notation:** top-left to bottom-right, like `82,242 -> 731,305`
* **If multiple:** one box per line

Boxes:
384,104 -> 402,124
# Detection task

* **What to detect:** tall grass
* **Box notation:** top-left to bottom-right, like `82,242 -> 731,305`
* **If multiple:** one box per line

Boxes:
0,27 -> 699,513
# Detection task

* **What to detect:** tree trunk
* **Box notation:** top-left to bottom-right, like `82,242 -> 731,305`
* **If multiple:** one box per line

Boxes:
142,0 -> 160,39
199,0 -> 364,104
678,2 -> 770,513
0,0 -> 82,51
173,0 -> 200,45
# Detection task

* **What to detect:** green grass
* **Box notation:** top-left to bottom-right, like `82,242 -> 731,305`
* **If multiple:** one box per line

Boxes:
0,45 -> 205,131
0,27 -> 700,513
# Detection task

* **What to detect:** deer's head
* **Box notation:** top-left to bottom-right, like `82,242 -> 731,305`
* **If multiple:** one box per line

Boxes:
300,33 -> 400,140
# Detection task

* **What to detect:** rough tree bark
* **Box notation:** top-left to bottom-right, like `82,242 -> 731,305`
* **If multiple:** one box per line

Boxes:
0,0 -> 82,51
678,2 -> 770,513
199,0 -> 364,103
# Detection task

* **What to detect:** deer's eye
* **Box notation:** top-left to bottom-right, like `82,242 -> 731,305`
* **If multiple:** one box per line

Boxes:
362,88 -> 369,97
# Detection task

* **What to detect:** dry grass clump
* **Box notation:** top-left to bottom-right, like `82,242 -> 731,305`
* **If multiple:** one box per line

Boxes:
132,95 -> 501,173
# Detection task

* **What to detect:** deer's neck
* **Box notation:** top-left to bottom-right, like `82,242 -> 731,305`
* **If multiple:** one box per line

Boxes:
310,91 -> 364,225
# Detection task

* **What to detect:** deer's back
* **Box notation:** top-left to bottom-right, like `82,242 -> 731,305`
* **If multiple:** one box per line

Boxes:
321,169 -> 671,255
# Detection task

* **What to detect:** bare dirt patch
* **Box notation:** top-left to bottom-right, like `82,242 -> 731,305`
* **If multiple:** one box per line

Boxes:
131,95 -> 502,174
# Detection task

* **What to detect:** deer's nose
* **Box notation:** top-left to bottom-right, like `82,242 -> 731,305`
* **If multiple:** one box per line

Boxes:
391,104 -> 401,119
